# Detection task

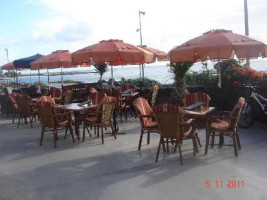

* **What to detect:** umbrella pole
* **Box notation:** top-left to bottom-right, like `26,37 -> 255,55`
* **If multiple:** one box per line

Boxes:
38,69 -> 40,84
47,69 -> 50,89
61,67 -> 63,90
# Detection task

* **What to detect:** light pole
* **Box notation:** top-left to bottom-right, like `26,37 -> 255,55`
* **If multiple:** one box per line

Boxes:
5,48 -> 9,63
244,0 -> 249,36
137,11 -> 145,94
138,11 -> 145,46
4,48 -> 10,81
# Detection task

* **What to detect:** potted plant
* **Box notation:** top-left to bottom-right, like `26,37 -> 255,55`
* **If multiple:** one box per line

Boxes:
168,61 -> 193,105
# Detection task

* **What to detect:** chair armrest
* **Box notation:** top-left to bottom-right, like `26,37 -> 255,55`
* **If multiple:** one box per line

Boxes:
180,118 -> 194,126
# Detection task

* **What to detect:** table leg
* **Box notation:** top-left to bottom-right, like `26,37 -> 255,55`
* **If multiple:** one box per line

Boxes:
73,111 -> 80,141
205,122 -> 210,155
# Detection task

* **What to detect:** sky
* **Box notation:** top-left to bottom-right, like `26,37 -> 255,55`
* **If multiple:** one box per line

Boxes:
0,0 -> 267,69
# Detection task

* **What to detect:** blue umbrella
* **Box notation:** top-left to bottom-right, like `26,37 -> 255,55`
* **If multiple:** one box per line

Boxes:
13,54 -> 44,83
13,53 -> 44,69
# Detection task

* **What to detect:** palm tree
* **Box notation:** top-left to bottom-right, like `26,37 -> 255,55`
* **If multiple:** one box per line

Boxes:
94,64 -> 108,83
169,62 -> 193,105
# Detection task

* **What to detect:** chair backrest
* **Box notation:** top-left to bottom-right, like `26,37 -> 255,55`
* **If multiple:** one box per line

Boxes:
17,95 -> 31,115
37,96 -> 56,105
9,92 -> 21,111
121,84 -> 137,93
48,88 -> 62,98
36,100 -> 57,127
63,90 -> 73,104
99,96 -> 117,123
228,97 -> 245,130
152,104 -> 183,139
133,97 -> 153,127
183,92 -> 210,107
88,91 -> 107,105
150,85 -> 159,106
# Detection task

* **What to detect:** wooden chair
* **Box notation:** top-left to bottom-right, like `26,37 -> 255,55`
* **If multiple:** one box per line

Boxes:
206,97 -> 245,156
17,94 -> 37,128
133,97 -> 158,150
144,85 -> 159,106
82,96 -> 117,144
36,100 -> 74,148
9,92 -> 21,124
48,88 -> 62,104
121,84 -> 137,93
152,104 -> 198,165
63,90 -> 73,104
182,92 -> 211,107
114,89 -> 130,123
183,92 -> 211,135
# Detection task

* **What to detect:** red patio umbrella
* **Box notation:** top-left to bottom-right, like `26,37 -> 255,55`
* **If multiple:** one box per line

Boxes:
72,39 -> 154,86
31,50 -> 77,87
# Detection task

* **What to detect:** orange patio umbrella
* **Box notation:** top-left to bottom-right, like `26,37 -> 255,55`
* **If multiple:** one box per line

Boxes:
31,50 -> 77,87
1,62 -> 16,70
1,62 -> 24,82
72,39 -> 154,86
169,29 -> 267,63
138,45 -> 168,61
169,29 -> 267,87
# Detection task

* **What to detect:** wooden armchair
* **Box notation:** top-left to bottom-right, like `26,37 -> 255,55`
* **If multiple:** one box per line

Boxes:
17,94 -> 37,128
133,97 -> 158,150
144,85 -> 159,106
82,96 -> 117,144
183,92 -> 211,129
9,92 -> 21,124
36,100 -> 74,148
152,104 -> 198,165
114,89 -> 130,123
62,90 -> 73,104
206,97 -> 245,156
48,88 -> 62,104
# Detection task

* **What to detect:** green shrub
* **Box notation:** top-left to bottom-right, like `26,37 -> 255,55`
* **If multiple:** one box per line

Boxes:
120,77 -> 162,88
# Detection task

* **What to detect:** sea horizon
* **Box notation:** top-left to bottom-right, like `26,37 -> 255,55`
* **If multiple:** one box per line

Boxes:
1,59 -> 267,85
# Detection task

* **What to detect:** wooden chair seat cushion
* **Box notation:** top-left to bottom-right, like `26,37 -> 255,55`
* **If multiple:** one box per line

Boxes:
145,121 -> 158,128
210,119 -> 230,131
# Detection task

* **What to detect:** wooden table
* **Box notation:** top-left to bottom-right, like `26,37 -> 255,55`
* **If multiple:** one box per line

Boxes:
181,107 -> 215,155
55,103 -> 96,140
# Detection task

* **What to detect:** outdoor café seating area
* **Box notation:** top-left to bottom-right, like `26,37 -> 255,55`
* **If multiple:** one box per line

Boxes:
0,82 -> 267,199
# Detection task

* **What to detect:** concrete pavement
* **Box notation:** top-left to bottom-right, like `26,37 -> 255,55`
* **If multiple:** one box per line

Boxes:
0,115 -> 266,200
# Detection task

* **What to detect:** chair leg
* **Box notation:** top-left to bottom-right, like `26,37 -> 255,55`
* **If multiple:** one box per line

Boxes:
138,130 -> 144,150
83,123 -> 86,142
219,133 -> 224,148
166,138 -> 169,153
17,115 -> 21,128
111,123 -> 117,139
69,124 -> 75,143
236,131 -> 241,150
12,112 -> 15,124
30,116 -> 33,128
40,126 -> 45,146
86,127 -> 92,137
233,135 -> 238,157
195,132 -> 201,147
64,127 -> 68,139
53,129 -> 57,148
101,126 -> 104,144
147,131 -> 150,144
155,138 -> 162,162
177,142 -> 183,165
211,132 -> 215,148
